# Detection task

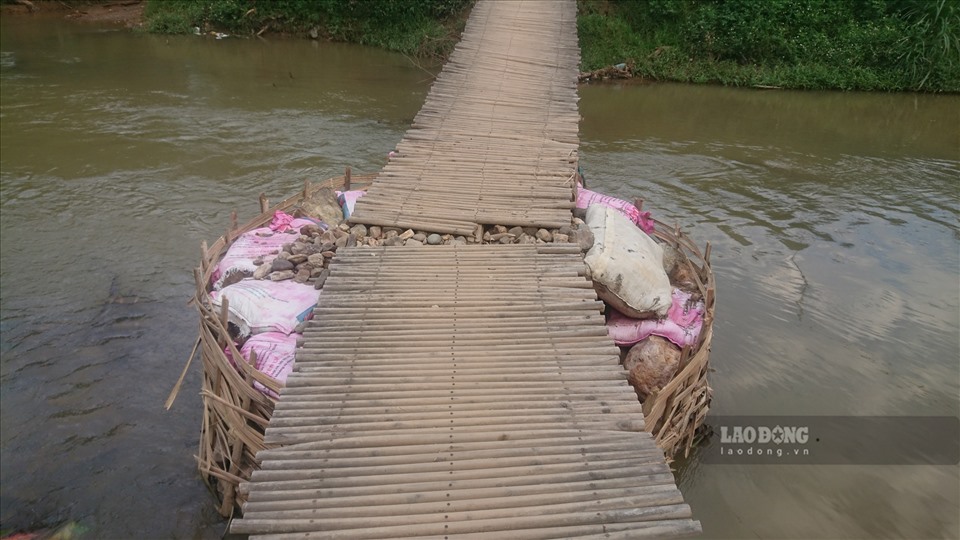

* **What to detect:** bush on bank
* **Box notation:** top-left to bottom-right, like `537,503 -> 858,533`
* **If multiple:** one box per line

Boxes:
578,0 -> 959,92
144,0 -> 471,58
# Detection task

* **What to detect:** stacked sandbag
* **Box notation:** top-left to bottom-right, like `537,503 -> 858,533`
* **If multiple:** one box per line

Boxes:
209,211 -> 329,398
239,332 -> 299,399
210,279 -> 320,338
211,218 -> 317,290
579,200 -> 707,403
583,204 -> 672,319
607,289 -> 705,348
576,187 -> 655,233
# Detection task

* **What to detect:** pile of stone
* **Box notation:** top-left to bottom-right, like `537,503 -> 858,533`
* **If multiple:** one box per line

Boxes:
343,220 -> 596,251
253,219 -> 597,288
249,223 -> 333,289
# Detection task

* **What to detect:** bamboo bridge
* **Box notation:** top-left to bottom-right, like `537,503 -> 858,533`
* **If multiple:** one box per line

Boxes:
230,0 -> 701,537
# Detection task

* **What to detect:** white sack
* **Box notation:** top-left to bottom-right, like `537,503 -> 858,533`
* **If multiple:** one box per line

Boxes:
584,204 -> 672,318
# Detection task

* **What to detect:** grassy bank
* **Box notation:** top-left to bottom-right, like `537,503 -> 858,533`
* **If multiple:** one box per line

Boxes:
139,0 -> 958,92
144,0 -> 471,58
578,0 -> 959,92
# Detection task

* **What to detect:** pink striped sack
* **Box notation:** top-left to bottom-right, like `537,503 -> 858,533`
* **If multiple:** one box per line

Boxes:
210,279 -> 320,337
576,187 -> 655,234
240,331 -> 299,399
606,289 -> 704,348
211,217 -> 315,290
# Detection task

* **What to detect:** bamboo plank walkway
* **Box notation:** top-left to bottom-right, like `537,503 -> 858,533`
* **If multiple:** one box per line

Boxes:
347,0 -> 581,235
232,0 -> 700,537
232,246 -> 699,538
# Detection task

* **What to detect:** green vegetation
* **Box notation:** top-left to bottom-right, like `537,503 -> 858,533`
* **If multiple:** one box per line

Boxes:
144,0 -> 471,58
140,0 -> 959,92
578,0 -> 960,92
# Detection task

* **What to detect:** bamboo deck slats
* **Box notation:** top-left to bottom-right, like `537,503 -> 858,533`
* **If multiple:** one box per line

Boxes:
231,245 -> 700,538
347,0 -> 581,235
185,0 -> 713,531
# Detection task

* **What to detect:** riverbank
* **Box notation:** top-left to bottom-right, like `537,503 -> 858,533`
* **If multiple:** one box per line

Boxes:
142,0 -> 471,59
577,0 -> 959,93
3,0 -> 956,92
137,0 -> 958,92
0,0 -> 145,28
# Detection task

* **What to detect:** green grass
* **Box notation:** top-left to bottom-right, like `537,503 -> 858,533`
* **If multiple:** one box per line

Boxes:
141,0 -> 959,92
577,0 -> 959,92
143,0 -> 471,58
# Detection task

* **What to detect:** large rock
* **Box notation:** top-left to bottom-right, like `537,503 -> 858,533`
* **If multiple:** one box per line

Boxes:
570,228 -> 595,252
270,258 -> 295,272
624,336 -> 682,400
293,269 -> 311,283
662,244 -> 700,293
319,230 -> 338,245
253,262 -> 272,280
299,224 -> 322,238
517,233 -> 536,245
297,187 -> 343,227
269,270 -> 295,281
290,241 -> 311,255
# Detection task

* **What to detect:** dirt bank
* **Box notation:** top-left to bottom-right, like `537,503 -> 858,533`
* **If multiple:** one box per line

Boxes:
1,0 -> 144,28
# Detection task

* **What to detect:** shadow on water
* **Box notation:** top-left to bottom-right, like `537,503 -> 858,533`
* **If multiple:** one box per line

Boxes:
1,17 -> 958,540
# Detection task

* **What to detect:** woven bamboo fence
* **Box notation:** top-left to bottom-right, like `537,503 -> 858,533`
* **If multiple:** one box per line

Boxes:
171,176 -> 714,516
168,174 -> 371,516
643,220 -> 715,460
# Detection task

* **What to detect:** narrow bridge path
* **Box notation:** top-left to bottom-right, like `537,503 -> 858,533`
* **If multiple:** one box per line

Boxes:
231,1 -> 700,537
348,0 -> 580,236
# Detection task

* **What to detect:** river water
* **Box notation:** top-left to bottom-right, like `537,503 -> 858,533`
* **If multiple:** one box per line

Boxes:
1,16 -> 957,540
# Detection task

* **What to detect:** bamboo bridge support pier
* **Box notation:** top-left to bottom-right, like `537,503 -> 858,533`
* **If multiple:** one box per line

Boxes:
231,1 -> 701,537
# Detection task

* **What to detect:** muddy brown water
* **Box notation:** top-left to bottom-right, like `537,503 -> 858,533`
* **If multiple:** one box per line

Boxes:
1,17 -> 958,540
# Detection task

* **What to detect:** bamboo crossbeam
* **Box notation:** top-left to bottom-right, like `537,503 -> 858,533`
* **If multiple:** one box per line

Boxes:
233,503 -> 693,536
240,487 -> 682,522
243,476 -> 675,511
243,469 -> 672,504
